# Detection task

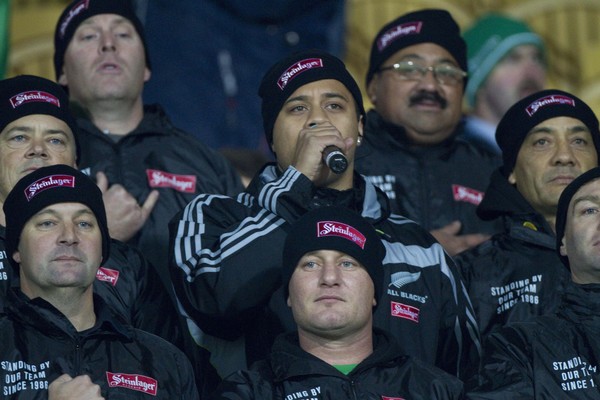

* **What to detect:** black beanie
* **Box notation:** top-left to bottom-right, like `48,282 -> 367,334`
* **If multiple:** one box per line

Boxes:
555,167 -> 600,269
4,164 -> 110,266
282,207 -> 385,303
258,49 -> 365,146
366,9 -> 467,86
0,75 -> 80,162
496,89 -> 600,177
54,0 -> 151,81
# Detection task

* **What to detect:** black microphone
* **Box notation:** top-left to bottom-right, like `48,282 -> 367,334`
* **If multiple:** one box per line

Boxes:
308,122 -> 348,174
322,145 -> 348,174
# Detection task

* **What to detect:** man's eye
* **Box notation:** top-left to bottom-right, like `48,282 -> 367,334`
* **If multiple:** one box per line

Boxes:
80,33 -> 98,41
340,260 -> 358,269
10,135 -> 26,142
398,65 -> 421,77
290,105 -> 307,112
303,261 -> 318,269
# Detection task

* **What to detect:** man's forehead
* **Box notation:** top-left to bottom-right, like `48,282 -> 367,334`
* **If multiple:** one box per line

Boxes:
527,116 -> 589,133
33,202 -> 93,216
286,79 -> 351,99
78,13 -> 134,29
387,42 -> 459,65
0,115 -> 74,146
571,178 -> 600,206
1,114 -> 72,131
301,249 -> 354,258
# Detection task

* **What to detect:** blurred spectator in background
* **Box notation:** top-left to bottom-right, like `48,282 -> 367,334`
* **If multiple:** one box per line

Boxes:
462,13 -> 546,154
137,0 -> 346,156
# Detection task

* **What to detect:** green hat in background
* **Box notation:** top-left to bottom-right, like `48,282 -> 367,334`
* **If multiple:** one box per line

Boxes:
464,13 -> 545,107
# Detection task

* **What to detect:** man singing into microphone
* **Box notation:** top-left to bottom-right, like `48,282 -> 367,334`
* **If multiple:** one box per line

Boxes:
169,50 -> 480,380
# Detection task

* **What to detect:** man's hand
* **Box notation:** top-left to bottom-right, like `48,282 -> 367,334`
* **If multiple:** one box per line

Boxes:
291,122 -> 354,186
96,171 -> 159,242
49,374 -> 104,399
431,220 -> 490,257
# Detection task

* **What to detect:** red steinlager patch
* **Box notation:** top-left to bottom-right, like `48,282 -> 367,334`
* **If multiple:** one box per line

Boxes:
96,267 -> 119,286
391,301 -> 420,323
452,184 -> 484,206
146,169 -> 196,193
106,372 -> 158,396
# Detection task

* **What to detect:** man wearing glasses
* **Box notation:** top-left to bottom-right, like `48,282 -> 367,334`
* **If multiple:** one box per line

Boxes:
356,9 -> 502,256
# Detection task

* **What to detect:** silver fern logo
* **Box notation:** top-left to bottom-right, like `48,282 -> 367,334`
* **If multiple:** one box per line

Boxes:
389,271 -> 421,288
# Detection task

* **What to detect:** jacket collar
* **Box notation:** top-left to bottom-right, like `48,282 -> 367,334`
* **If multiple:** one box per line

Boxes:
6,288 -> 133,340
268,328 -> 402,381
246,163 -> 391,226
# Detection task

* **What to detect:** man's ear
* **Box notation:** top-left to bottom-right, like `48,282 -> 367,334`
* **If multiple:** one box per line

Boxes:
366,77 -> 377,105
144,67 -> 151,83
13,251 -> 20,264
560,236 -> 568,257
508,171 -> 517,185
58,72 -> 68,86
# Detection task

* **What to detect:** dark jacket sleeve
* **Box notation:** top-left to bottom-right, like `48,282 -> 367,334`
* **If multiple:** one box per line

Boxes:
170,167 -> 313,339
466,325 -> 534,399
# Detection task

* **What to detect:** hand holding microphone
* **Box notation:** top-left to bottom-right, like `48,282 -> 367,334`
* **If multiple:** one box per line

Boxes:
308,122 -> 348,174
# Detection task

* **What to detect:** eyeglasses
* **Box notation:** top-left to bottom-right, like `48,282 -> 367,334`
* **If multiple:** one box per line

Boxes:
378,60 -> 467,86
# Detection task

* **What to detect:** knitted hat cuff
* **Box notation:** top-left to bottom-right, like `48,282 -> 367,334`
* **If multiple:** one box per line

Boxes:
466,32 -> 543,106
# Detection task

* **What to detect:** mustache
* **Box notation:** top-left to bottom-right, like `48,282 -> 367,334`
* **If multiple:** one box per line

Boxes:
409,91 -> 447,108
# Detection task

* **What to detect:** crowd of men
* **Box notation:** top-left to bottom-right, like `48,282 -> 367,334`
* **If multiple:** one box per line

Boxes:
0,0 -> 596,398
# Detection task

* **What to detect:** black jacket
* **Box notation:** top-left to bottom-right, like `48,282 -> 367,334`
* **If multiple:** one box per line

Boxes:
0,289 -> 199,399
75,104 -> 243,273
355,110 -> 502,235
211,329 -> 464,399
468,282 -> 600,399
0,225 -> 179,343
171,164 -> 480,378
0,225 -> 222,398
455,170 -> 571,339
